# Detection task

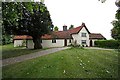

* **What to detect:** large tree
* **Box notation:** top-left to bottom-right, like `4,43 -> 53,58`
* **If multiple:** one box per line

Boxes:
111,0 -> 120,51
111,0 -> 120,40
2,2 -> 53,49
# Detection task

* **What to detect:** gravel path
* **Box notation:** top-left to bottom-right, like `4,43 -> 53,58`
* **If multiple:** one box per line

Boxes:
2,47 -> 70,66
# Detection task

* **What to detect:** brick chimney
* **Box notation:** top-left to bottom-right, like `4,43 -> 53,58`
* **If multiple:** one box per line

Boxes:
63,25 -> 67,31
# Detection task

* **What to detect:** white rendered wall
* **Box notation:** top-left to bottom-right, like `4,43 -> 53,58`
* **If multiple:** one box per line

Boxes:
27,40 -> 34,49
67,39 -> 72,46
41,39 -> 64,48
91,39 -> 99,46
27,39 -> 65,49
14,40 -> 24,47
72,27 -> 90,46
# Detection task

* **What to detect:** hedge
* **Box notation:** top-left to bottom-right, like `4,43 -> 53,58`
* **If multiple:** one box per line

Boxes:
94,40 -> 119,49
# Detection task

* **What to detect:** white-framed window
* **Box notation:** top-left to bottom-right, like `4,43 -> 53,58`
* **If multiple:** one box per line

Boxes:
52,39 -> 56,43
81,33 -> 86,37
81,40 -> 86,44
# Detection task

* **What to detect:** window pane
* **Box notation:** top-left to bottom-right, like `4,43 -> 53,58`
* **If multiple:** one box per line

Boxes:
81,40 -> 86,44
82,33 -> 86,37
52,39 -> 56,43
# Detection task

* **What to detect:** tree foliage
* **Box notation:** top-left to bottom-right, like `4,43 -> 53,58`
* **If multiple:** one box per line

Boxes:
111,0 -> 120,40
54,26 -> 59,31
111,0 -> 120,50
98,0 -> 106,3
69,24 -> 74,30
111,20 -> 120,40
2,2 -> 53,49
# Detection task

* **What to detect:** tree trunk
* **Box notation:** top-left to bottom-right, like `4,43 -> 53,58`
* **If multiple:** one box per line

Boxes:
32,36 -> 42,49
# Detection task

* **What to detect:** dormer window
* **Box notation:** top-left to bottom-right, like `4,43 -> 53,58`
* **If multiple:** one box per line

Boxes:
81,33 -> 86,37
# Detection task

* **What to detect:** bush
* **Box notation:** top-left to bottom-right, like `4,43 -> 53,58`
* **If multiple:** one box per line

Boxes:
94,40 -> 119,49
68,44 -> 84,49
2,35 -> 13,45
68,40 -> 84,49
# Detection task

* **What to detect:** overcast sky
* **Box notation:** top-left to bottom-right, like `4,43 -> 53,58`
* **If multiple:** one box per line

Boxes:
43,0 -> 118,39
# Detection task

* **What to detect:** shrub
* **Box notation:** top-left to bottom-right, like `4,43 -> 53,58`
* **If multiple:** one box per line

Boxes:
94,40 -> 119,49
68,44 -> 84,49
71,40 -> 80,47
68,40 -> 84,49
2,35 -> 13,45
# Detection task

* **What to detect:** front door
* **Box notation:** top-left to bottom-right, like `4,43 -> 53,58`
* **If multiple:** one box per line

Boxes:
64,39 -> 67,46
90,40 -> 92,47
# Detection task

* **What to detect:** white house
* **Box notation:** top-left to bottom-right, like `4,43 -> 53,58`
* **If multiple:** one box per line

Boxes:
13,23 -> 106,49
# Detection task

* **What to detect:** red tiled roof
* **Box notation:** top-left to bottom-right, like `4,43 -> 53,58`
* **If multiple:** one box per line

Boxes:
50,26 -> 84,39
51,31 -> 71,39
41,34 -> 52,39
89,33 -> 106,39
14,35 -> 53,40
14,25 -> 85,40
14,35 -> 32,40
68,26 -> 83,34
15,23 -> 105,40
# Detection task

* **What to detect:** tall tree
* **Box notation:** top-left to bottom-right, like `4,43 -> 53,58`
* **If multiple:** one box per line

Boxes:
111,0 -> 120,51
54,26 -> 59,31
2,2 -> 53,49
111,0 -> 120,40
69,24 -> 74,30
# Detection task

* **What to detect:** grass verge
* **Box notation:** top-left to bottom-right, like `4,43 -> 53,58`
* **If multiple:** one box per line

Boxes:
2,47 -> 119,78
1,43 -> 49,59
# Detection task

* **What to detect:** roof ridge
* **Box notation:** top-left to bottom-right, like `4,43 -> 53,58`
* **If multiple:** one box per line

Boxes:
68,26 -> 82,30
91,33 -> 101,34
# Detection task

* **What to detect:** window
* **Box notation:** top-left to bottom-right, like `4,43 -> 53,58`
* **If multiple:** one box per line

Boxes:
81,40 -> 86,44
69,39 -> 71,43
81,33 -> 86,37
52,39 -> 56,43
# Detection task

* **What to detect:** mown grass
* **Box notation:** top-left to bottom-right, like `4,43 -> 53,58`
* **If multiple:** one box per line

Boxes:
2,47 -> 119,78
1,43 -> 49,59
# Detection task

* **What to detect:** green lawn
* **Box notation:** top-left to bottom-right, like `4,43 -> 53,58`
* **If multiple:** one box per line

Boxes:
1,43 -> 48,59
2,47 -> 119,78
